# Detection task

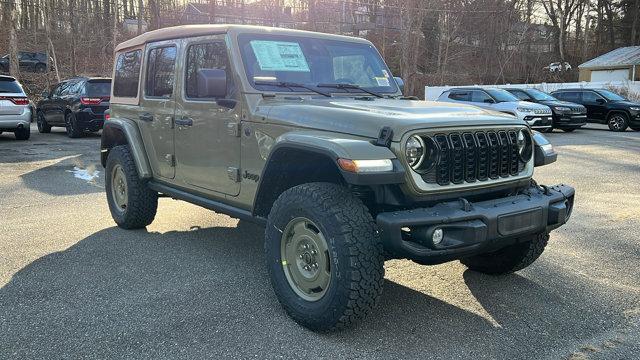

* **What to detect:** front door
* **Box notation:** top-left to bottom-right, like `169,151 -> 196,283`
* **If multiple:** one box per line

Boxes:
138,41 -> 179,179
174,35 -> 241,196
581,91 -> 607,122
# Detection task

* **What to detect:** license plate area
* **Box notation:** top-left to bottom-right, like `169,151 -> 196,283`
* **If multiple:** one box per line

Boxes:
497,207 -> 543,236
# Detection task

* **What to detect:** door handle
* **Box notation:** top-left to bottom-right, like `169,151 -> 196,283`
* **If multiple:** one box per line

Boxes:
175,117 -> 193,127
139,113 -> 154,122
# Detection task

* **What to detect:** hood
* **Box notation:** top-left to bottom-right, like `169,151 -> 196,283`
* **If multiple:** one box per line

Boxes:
610,100 -> 640,107
537,100 -> 583,108
262,97 -> 524,141
491,100 -> 550,112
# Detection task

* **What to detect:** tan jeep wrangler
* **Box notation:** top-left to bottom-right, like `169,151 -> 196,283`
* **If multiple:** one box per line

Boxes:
101,25 -> 575,331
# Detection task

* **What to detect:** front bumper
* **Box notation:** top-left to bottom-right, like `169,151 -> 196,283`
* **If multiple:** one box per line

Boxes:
377,183 -> 575,265
554,113 -> 587,128
524,115 -> 553,129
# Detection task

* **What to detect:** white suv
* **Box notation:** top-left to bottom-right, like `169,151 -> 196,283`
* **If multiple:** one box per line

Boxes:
0,75 -> 31,140
437,87 -> 553,130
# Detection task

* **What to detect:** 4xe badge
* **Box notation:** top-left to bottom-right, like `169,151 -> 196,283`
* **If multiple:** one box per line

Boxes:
242,170 -> 260,182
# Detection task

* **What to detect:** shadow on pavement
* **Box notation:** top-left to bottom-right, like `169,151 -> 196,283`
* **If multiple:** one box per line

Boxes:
0,222 -> 626,359
19,156 -> 103,196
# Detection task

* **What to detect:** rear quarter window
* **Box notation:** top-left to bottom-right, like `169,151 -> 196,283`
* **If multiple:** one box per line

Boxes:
113,50 -> 142,98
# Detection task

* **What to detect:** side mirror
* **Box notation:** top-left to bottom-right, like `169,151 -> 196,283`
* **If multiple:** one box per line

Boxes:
197,68 -> 227,98
393,76 -> 404,94
483,98 -> 495,103
41,90 -> 49,98
595,98 -> 606,104
532,131 -> 557,167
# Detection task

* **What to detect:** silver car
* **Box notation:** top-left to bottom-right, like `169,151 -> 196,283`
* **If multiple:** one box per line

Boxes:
0,75 -> 31,140
437,87 -> 553,130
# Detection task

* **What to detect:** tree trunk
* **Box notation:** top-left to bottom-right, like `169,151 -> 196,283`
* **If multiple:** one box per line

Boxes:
9,3 -> 19,78
138,0 -> 143,35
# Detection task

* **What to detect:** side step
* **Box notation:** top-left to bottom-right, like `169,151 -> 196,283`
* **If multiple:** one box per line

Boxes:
148,181 -> 266,226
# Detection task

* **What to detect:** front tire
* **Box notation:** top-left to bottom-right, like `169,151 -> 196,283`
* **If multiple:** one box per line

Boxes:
37,112 -> 51,133
265,183 -> 384,331
461,233 -> 549,275
105,145 -> 158,229
607,112 -> 629,132
65,112 -> 83,138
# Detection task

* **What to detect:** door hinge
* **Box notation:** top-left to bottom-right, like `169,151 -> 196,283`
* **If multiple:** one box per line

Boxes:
227,122 -> 241,137
227,167 -> 240,182
165,154 -> 175,167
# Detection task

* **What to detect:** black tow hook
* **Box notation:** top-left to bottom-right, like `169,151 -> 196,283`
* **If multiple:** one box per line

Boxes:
458,198 -> 472,212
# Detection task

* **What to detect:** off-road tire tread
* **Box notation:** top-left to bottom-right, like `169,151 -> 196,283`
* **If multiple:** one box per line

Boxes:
266,182 -> 384,331
106,145 -> 157,229
461,232 -> 549,275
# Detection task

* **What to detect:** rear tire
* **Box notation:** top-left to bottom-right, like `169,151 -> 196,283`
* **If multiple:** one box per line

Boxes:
542,127 -> 554,133
265,182 -> 384,331
561,128 -> 576,133
34,63 -> 46,73
607,112 -> 629,132
105,145 -> 158,229
36,112 -> 51,133
461,233 -> 549,275
65,112 -> 83,138
14,127 -> 30,140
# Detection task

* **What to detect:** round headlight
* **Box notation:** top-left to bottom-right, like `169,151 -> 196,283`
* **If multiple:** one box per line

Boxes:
517,129 -> 533,162
405,135 -> 425,169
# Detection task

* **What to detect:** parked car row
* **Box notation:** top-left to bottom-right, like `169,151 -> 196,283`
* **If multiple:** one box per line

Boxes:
434,86 -> 640,132
0,75 -> 111,140
0,52 -> 49,73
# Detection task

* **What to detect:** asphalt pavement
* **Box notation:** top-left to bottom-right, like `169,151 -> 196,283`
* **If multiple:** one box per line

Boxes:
0,124 -> 639,359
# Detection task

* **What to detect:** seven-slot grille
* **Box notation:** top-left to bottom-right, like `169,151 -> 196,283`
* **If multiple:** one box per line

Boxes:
421,129 -> 525,186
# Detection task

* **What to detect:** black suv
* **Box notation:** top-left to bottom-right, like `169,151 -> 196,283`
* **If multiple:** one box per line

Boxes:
0,52 -> 48,73
550,88 -> 640,132
505,88 -> 586,132
36,77 -> 111,137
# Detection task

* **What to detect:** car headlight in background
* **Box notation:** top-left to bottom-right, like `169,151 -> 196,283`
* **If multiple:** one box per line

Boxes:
630,107 -> 640,111
405,135 -> 425,169
517,107 -> 534,113
554,106 -> 571,112
517,129 -> 533,162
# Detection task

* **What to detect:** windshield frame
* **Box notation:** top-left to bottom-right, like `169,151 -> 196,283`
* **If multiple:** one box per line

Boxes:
236,33 -> 399,95
596,89 -> 626,101
485,89 -> 519,102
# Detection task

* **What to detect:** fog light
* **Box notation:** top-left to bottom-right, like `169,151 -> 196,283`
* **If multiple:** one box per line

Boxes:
432,228 -> 444,245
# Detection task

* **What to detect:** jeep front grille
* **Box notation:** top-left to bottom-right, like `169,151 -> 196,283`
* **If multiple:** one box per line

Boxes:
420,129 -> 526,186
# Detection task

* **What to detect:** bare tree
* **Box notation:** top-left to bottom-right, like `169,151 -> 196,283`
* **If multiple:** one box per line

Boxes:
540,0 -> 582,68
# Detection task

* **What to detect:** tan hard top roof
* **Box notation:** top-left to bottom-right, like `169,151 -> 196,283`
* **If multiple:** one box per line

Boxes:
115,24 -> 371,52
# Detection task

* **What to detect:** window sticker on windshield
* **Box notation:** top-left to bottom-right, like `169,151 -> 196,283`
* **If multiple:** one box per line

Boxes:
374,77 -> 390,87
250,40 -> 310,72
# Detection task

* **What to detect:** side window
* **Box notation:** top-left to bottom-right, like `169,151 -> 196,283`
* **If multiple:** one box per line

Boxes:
185,42 -> 232,98
582,91 -> 603,103
471,90 -> 493,103
145,46 -> 177,98
449,91 -> 470,101
113,50 -> 142,98
52,82 -> 68,97
558,91 -> 580,102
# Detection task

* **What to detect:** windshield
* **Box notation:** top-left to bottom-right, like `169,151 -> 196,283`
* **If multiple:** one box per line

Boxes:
0,78 -> 22,93
85,80 -> 112,97
598,89 -> 626,101
526,88 -> 556,101
485,89 -> 519,102
238,34 -> 398,94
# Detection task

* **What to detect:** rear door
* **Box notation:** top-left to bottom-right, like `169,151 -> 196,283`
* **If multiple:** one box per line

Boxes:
138,40 -> 179,180
46,82 -> 70,125
174,35 -> 241,196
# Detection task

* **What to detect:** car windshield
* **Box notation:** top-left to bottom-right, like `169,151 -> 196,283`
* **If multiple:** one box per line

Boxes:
598,89 -> 626,101
485,89 -> 519,102
238,34 -> 398,94
85,80 -> 112,97
526,88 -> 556,101
0,78 -> 22,93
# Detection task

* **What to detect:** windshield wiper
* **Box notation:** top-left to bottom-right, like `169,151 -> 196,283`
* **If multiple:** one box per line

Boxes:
254,80 -> 330,97
317,83 -> 385,98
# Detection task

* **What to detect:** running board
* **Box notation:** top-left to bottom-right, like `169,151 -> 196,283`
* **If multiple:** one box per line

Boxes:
148,181 -> 266,226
